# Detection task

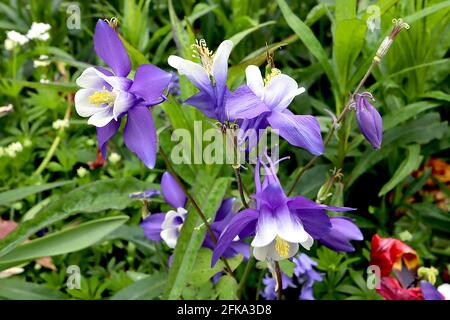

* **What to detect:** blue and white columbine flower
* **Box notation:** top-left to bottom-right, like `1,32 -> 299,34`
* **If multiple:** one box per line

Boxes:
212,153 -> 362,266
226,65 -> 324,155
168,39 -> 233,122
74,20 -> 172,168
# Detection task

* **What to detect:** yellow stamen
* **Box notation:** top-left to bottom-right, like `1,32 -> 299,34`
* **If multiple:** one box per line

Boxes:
192,39 -> 214,76
275,236 -> 290,258
264,68 -> 281,86
88,89 -> 116,106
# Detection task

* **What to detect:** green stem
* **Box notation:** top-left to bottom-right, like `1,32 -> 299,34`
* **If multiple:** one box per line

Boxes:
274,261 -> 283,300
287,61 -> 378,195
237,255 -> 255,298
34,99 -> 72,176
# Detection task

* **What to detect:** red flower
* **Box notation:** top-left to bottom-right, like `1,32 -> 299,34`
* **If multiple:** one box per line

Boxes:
377,277 -> 423,300
370,234 -> 419,277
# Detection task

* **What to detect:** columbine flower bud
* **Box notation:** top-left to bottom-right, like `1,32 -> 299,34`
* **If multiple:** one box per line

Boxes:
355,93 -> 382,149
418,266 -> 439,285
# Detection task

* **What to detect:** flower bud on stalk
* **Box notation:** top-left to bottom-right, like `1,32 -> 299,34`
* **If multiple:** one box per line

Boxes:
355,93 -> 383,149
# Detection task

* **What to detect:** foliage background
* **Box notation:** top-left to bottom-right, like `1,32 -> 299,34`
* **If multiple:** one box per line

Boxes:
0,0 -> 448,300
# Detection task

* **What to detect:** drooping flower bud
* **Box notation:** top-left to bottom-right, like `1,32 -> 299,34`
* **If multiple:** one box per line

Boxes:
355,93 -> 383,149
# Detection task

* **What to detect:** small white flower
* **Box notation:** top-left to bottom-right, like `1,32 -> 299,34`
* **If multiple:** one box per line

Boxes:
86,139 -> 95,146
26,22 -> 51,41
33,55 -> 51,68
108,152 -> 121,164
40,78 -> 50,84
77,166 -> 88,178
52,119 -> 69,130
4,142 -> 24,158
4,30 -> 29,50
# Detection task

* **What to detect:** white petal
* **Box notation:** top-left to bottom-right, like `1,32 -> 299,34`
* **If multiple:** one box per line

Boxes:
212,40 -> 233,86
264,74 -> 300,111
245,65 -> 265,99
438,283 -> 450,300
277,87 -> 305,111
251,207 -> 277,247
76,67 -> 107,89
75,88 -> 102,117
253,244 -> 270,261
112,91 -> 136,120
162,210 -> 180,229
160,228 -> 178,248
275,205 -> 309,244
168,55 -> 212,95
300,234 -> 314,250
87,107 -> 114,127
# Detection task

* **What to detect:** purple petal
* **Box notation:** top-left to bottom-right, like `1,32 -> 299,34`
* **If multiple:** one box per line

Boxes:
356,96 -> 383,149
227,241 -> 250,260
420,281 -> 444,300
226,85 -> 270,120
253,183 -> 286,210
287,196 -> 356,212
292,208 -> 332,239
184,91 -> 217,119
319,217 -> 363,252
212,208 -> 259,267
129,64 -> 172,105
215,198 -> 235,222
94,20 -> 131,77
267,111 -> 324,155
123,106 -> 157,169
96,118 -> 121,159
141,213 -> 165,241
161,172 -> 187,209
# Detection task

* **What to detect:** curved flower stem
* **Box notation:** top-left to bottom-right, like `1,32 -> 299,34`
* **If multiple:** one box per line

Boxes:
274,261 -> 283,300
34,94 -> 73,176
237,255 -> 255,298
287,61 -> 378,196
159,147 -> 235,278
234,166 -> 249,209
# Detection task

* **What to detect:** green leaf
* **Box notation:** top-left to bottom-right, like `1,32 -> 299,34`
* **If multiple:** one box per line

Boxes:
405,0 -> 450,24
216,275 -> 238,300
0,180 -> 74,207
163,175 -> 230,299
378,145 -> 423,196
0,279 -> 67,300
335,0 -> 356,23
228,21 -> 275,47
111,273 -> 167,300
188,249 -> 243,287
276,0 -> 338,90
0,216 -> 129,271
0,178 -> 157,258
334,19 -> 367,93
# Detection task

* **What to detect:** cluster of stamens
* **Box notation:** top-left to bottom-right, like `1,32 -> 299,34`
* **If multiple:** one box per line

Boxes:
192,39 -> 214,76
264,68 -> 281,86
275,235 -> 290,258
88,87 -> 116,107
